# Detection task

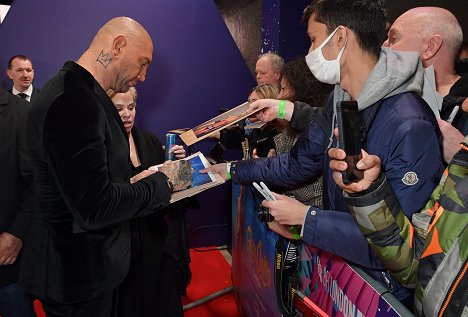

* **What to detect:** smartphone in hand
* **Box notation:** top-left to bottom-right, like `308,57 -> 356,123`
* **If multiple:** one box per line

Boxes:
255,137 -> 275,157
336,101 -> 364,184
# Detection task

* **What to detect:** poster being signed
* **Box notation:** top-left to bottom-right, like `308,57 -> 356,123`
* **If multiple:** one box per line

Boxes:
179,102 -> 266,146
149,152 -> 224,203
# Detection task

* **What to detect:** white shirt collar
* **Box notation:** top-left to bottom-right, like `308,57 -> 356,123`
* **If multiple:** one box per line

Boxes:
12,85 -> 34,102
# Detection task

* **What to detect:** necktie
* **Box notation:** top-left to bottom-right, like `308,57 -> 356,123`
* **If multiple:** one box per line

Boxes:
17,93 -> 28,100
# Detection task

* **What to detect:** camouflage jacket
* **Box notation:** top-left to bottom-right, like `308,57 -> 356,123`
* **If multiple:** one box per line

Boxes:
344,136 -> 468,317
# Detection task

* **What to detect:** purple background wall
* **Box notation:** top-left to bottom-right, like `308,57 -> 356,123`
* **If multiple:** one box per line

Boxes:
0,0 -> 257,247
3,0 -> 464,247
261,0 -> 310,60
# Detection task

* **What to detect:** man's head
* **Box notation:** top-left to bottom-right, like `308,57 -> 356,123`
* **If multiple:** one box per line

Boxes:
255,52 -> 284,86
7,55 -> 34,92
303,0 -> 386,59
83,17 -> 153,93
303,0 -> 386,87
383,7 -> 463,67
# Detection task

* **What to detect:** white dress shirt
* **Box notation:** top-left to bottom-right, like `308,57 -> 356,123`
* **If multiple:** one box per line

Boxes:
12,85 -> 34,102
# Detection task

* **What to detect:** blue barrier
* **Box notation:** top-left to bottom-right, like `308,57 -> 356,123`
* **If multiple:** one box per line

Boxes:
231,184 -> 414,317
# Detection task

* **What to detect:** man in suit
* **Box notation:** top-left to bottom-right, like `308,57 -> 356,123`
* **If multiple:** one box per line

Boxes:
0,87 -> 36,317
6,55 -> 40,103
19,16 -> 191,317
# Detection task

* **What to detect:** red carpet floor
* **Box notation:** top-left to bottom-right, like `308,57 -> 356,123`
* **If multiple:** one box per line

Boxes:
33,248 -> 240,317
183,248 -> 240,317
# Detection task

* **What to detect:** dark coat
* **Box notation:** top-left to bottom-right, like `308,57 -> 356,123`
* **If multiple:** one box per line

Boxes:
30,87 -> 40,103
233,92 -> 444,269
0,88 -> 33,287
19,61 -> 172,304
118,128 -> 186,317
8,86 -> 41,103
441,72 -> 468,135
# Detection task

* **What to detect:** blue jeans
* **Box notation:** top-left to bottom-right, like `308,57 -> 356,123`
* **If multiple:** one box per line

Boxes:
0,282 -> 36,317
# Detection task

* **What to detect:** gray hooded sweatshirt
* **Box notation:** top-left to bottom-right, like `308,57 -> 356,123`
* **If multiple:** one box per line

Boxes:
329,47 -> 425,146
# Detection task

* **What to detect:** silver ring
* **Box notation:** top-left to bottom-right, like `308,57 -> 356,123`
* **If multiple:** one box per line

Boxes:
3,262 -> 8,265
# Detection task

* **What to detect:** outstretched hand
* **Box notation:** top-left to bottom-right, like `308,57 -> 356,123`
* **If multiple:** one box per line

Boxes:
328,148 -> 381,193
248,99 -> 293,123
200,163 -> 229,181
262,193 -> 308,226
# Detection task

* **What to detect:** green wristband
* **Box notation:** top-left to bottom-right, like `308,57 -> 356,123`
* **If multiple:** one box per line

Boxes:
226,162 -> 232,180
278,100 -> 286,119
290,225 -> 300,240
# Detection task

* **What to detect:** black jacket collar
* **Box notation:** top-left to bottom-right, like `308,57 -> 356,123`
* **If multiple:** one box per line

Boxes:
61,61 -> 95,88
60,61 -> 128,140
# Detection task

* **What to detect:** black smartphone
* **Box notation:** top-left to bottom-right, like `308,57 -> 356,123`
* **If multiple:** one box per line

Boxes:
255,137 -> 275,157
208,142 -> 226,163
336,101 -> 364,184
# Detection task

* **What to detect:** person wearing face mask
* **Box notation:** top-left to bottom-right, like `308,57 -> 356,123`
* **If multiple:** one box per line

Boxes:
202,0 -> 443,306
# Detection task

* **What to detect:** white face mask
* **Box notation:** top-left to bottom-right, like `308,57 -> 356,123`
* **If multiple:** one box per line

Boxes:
305,27 -> 347,84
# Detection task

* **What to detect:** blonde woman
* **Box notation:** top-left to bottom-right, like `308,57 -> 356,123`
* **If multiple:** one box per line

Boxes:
111,87 -> 188,317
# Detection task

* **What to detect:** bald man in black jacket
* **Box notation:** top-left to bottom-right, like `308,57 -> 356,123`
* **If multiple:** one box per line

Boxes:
18,17 -> 191,317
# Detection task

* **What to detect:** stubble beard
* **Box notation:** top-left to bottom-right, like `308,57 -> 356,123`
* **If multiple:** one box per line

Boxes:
114,72 -> 131,93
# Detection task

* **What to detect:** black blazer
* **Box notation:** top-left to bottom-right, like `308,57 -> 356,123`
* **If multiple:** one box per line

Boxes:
8,86 -> 41,103
0,88 -> 33,287
30,87 -> 40,103
19,62 -> 172,304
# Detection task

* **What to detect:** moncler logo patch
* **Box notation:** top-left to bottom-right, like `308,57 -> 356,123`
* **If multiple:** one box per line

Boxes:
402,172 -> 419,186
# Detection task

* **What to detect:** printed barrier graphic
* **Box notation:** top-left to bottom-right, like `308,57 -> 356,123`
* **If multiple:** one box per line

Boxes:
298,246 -> 412,316
231,184 -> 413,317
231,184 -> 282,316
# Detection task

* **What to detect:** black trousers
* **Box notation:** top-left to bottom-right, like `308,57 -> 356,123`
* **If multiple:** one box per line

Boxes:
117,219 -> 183,317
40,290 -> 118,317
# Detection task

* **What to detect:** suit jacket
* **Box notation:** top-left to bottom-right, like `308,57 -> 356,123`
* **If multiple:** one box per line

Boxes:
8,86 -> 41,103
30,87 -> 40,103
0,88 -> 33,287
19,61 -> 172,304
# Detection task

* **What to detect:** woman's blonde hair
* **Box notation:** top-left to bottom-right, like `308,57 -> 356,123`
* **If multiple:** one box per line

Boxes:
128,87 -> 138,101
249,83 -> 280,100
108,87 -> 138,102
